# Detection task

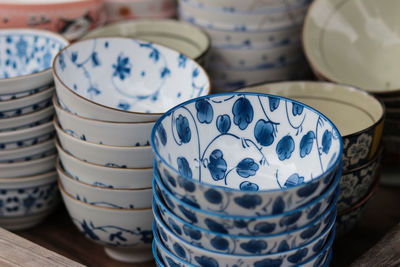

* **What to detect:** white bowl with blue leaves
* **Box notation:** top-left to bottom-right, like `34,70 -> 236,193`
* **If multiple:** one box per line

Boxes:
53,37 -> 211,122
0,29 -> 68,96
0,170 -> 59,230
0,105 -> 54,132
59,182 -> 154,263
152,92 -> 343,216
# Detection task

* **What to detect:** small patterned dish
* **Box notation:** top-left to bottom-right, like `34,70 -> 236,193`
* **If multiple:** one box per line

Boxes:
56,141 -> 152,189
59,181 -> 154,263
0,170 -> 59,230
57,161 -> 152,210
82,19 -> 210,66
54,95 -> 153,146
0,105 -> 54,132
0,29 -> 68,95
53,38 -> 210,122
152,92 -> 342,216
0,138 -> 55,163
0,153 -> 56,178
54,118 -> 153,168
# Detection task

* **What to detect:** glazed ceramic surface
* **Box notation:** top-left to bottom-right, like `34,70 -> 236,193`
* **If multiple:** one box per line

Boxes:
0,105 -> 54,132
60,183 -> 154,263
53,38 -> 210,122
54,95 -> 153,146
56,141 -> 152,189
0,85 -> 53,118
240,81 -> 385,170
154,171 -> 339,235
0,0 -> 105,41
0,120 -> 54,149
54,118 -> 153,168
82,19 -> 210,64
0,29 -> 68,94
57,161 -> 152,209
336,200 -> 369,238
0,138 -> 55,163
0,153 -> 56,178
303,0 -> 400,94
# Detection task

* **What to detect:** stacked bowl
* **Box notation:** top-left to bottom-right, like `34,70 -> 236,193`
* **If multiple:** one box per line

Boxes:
151,92 -> 343,266
103,0 -> 177,23
52,36 -> 210,262
0,29 -> 68,230
177,0 -> 313,92
239,81 -> 385,237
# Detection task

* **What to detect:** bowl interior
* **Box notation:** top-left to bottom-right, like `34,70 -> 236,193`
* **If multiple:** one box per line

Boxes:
0,29 -> 67,79
304,0 -> 400,92
153,93 -> 342,191
54,37 -> 210,114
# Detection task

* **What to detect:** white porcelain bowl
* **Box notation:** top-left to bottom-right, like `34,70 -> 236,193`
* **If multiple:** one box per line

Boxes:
57,161 -> 152,209
0,85 -> 53,118
0,153 -> 56,178
56,140 -> 153,189
53,37 -> 210,122
0,120 -> 55,149
0,138 -> 55,163
54,95 -> 154,146
0,170 -> 59,230
60,182 -> 154,263
0,105 -> 54,132
54,118 -> 153,168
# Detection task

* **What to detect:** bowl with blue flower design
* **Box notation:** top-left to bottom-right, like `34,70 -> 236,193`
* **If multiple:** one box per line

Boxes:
59,180 -> 154,263
52,37 -> 211,123
0,138 -> 55,164
152,92 -> 343,216
0,29 -> 68,96
0,170 -> 59,230
154,165 -> 339,236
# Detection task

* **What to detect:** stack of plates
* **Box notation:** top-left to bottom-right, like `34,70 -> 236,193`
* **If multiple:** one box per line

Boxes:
178,0 -> 313,92
0,29 -> 68,230
151,92 -> 343,267
52,37 -> 210,263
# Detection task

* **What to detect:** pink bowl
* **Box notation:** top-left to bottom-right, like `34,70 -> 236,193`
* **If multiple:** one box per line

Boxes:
0,0 -> 106,41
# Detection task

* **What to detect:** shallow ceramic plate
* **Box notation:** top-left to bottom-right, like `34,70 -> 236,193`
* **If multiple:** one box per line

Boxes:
303,0 -> 400,95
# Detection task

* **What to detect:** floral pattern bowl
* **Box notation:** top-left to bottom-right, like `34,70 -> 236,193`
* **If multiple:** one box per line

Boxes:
52,37 -> 210,123
59,181 -> 154,263
0,170 -> 59,230
0,29 -> 68,96
0,138 -> 55,164
152,92 -> 343,216
239,81 -> 385,171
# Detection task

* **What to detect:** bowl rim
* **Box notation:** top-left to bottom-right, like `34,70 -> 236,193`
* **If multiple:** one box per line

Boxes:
0,119 -> 53,138
0,28 -> 69,83
0,170 -> 56,182
51,36 -> 212,116
0,85 -> 54,105
151,91 -> 343,194
0,152 -> 56,167
0,104 -> 53,124
342,146 -> 383,174
0,138 -> 54,155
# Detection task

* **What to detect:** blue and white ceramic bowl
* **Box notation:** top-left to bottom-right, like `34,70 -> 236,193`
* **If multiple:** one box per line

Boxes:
56,141 -> 153,189
54,118 -> 153,168
57,161 -> 152,210
0,105 -> 54,132
0,153 -> 56,178
0,85 -> 53,118
0,138 -> 55,164
59,182 -> 154,263
53,37 -> 211,123
152,92 -> 342,216
153,220 -> 335,267
0,120 -> 55,150
154,167 -> 339,235
0,170 -> 59,230
0,29 -> 68,96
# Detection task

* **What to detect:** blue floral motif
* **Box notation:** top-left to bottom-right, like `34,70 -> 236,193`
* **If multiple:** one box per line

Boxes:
234,195 -> 262,209
207,149 -> 227,181
292,103 -> 304,116
178,54 -> 187,68
157,124 -> 167,146
307,203 -> 321,219
279,211 -> 302,227
183,225 -> 202,240
216,115 -> 231,134
196,99 -> 214,124
254,258 -> 283,267
287,248 -> 308,263
43,51 -> 52,68
272,197 -> 285,214
285,174 -> 305,188
168,218 -> 182,235
204,218 -> 228,234
233,220 -> 248,228
81,220 -> 100,241
254,222 -> 276,234
173,242 -> 186,258
297,182 -> 319,197
232,97 -> 253,130
164,170 -> 176,187
166,257 -> 181,267
239,181 -> 259,191
254,119 -> 275,147
276,136 -> 295,161
181,196 -> 200,209
177,176 -> 195,192
112,55 -> 131,80
204,189 -> 222,204
161,67 -> 171,78
91,52 -> 100,67
16,37 -> 28,58
269,96 -> 280,112
158,227 -> 168,242
177,157 -> 192,178
71,52 -> 78,63
277,240 -> 290,252
300,131 -> 315,158
194,256 -> 219,267
313,238 -> 325,252
210,236 -> 229,251
176,115 -> 191,144
240,240 -> 268,254
236,158 -> 259,178
300,223 -> 321,239
178,205 -> 198,223
322,130 -> 332,154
